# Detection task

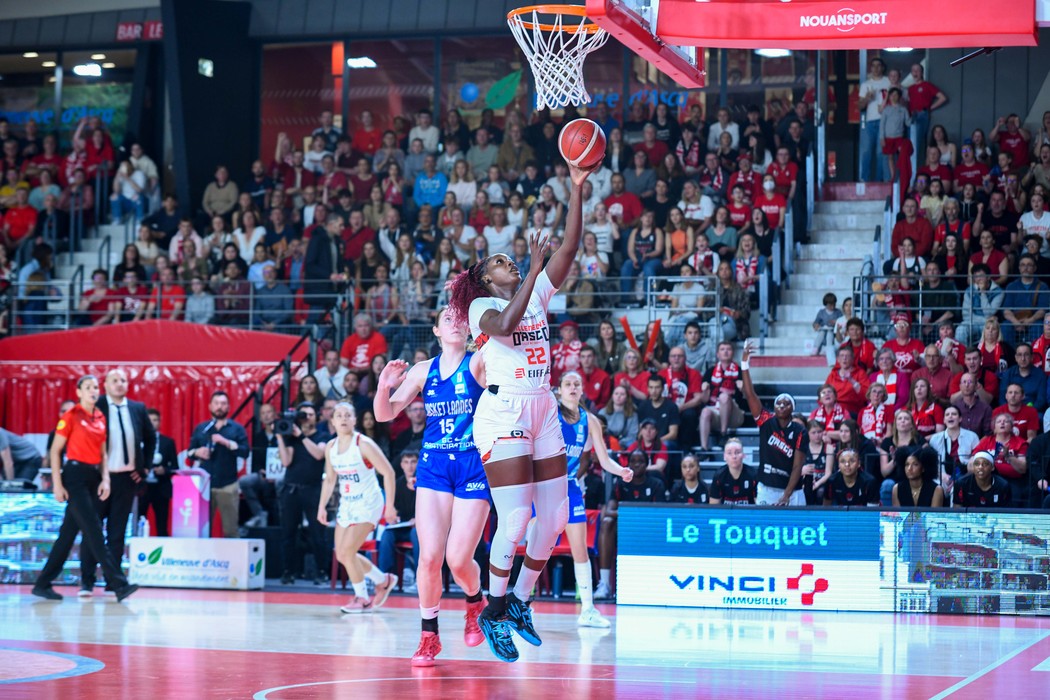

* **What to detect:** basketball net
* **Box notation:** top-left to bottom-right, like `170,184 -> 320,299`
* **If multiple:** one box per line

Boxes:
508,7 -> 609,110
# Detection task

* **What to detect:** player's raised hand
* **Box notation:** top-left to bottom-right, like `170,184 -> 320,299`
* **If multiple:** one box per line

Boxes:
379,359 -> 409,388
528,230 -> 550,265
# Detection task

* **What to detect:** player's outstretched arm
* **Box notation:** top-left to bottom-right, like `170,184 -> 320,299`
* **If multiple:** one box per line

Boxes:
740,339 -> 763,419
545,164 -> 595,288
586,411 -> 633,482
373,359 -> 428,422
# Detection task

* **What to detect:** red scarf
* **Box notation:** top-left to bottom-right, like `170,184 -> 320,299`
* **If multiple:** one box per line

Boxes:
875,370 -> 900,406
809,403 -> 847,429
911,401 -> 939,436
860,403 -> 888,441
735,256 -> 759,291
708,362 -> 739,405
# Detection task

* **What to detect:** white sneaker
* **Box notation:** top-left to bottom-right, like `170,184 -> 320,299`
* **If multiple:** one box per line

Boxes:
577,606 -> 611,628
593,581 -> 613,600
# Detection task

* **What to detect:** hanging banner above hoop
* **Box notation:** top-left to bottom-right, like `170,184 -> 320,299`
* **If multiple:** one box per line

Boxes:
649,0 -> 1037,50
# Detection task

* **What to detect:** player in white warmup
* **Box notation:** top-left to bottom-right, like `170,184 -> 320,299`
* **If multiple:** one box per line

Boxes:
446,161 -> 594,662
317,402 -> 398,614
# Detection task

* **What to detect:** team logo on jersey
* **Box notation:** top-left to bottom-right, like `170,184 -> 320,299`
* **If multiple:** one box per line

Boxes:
465,481 -> 486,492
515,368 -> 525,378
56,420 -> 67,430
427,390 -> 436,397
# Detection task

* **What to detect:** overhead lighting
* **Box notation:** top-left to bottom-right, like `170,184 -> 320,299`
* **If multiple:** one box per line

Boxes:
91,53 -> 106,60
755,48 -> 791,58
884,47 -> 914,52
102,62 -> 116,69
23,52 -> 38,58
48,76 -> 56,83
72,63 -> 102,77
346,56 -> 377,69
42,61 -> 56,68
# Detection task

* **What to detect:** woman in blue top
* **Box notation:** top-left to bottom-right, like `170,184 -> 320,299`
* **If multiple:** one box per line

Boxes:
374,308 -> 488,667
554,371 -> 632,629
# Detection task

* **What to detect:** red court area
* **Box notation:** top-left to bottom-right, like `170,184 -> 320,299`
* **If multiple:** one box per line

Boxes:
3,587 -> 1050,699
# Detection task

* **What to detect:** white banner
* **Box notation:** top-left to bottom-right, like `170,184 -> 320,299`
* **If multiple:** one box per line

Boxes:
129,537 -> 265,590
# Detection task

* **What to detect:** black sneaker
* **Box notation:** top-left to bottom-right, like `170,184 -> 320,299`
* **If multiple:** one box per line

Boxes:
32,586 -> 63,601
505,592 -> 542,647
477,607 -> 519,663
114,584 -> 139,602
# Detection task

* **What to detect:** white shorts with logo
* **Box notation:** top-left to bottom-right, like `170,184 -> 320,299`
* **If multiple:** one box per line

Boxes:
756,483 -> 806,506
337,494 -> 384,528
473,386 -> 565,463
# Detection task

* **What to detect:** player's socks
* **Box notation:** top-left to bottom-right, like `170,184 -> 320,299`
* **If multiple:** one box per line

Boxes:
421,604 -> 440,633
575,562 -> 594,609
364,566 -> 385,584
512,565 -> 543,602
465,590 -> 484,604
489,570 -> 510,599
352,580 -> 369,599
599,569 -> 611,587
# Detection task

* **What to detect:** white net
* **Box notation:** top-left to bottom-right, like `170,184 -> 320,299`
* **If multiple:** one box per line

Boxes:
508,8 -> 609,110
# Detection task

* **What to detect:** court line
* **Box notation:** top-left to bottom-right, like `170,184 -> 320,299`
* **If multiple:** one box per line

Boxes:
0,647 -> 105,684
928,631 -> 1050,699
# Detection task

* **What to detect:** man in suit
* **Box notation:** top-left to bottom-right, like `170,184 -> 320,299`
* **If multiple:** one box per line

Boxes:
141,408 -> 179,537
81,368 -> 156,596
303,213 -> 347,324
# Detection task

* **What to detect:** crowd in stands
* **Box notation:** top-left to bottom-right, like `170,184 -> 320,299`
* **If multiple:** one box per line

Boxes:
0,99 -> 813,343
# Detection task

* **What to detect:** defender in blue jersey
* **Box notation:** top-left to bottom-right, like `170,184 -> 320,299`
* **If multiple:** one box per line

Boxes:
374,309 -> 490,667
552,371 -> 633,629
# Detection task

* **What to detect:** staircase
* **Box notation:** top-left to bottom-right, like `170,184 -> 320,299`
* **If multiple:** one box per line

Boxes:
54,223 -> 128,285
751,193 -> 885,399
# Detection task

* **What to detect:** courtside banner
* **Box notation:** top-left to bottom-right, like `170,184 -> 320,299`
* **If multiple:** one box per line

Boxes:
653,0 -> 1037,49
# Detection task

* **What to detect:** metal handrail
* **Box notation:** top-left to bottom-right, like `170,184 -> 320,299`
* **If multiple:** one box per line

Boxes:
97,235 -> 110,276
66,265 -> 84,328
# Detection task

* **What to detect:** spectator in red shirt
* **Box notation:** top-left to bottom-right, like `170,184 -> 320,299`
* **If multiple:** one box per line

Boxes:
825,345 -> 870,418
953,142 -> 990,193
633,123 -> 669,168
768,147 -> 798,200
993,382 -> 1039,441
1,186 -> 36,251
949,348 -> 1000,405
884,316 -> 925,374
316,155 -> 348,206
907,64 -> 947,162
351,110 -> 383,156
991,114 -> 1031,169
146,266 -> 186,321
78,268 -> 115,326
625,419 -> 670,476
891,198 -> 934,259
551,319 -> 583,385
659,345 -> 703,447
726,184 -> 752,229
917,146 -> 953,194
110,269 -> 150,323
578,345 -> 611,410
754,175 -> 787,230
973,411 -> 1030,505
842,317 -> 878,372
341,209 -> 375,263
340,312 -> 389,372
912,344 -> 953,402
728,156 -> 760,204
604,173 -> 643,231
906,377 -> 944,440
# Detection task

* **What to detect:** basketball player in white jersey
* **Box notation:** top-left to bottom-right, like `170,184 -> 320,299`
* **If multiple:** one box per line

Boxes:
317,402 -> 398,614
446,161 -> 594,662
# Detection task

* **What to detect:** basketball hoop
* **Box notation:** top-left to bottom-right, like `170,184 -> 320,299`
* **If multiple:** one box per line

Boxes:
507,4 -> 609,110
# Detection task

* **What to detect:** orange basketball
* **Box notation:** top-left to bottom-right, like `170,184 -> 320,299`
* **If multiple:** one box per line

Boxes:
558,118 -> 606,169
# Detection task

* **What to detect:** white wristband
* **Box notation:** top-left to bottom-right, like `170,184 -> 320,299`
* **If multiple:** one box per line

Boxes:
740,361 -> 750,371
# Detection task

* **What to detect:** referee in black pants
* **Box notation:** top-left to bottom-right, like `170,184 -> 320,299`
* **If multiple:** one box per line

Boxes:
80,369 -> 155,596
33,375 -> 138,602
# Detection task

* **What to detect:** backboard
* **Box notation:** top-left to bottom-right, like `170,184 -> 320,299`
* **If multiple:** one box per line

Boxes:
584,0 -> 707,88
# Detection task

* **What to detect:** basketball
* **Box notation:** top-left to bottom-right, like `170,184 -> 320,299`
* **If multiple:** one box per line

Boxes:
558,118 -> 606,169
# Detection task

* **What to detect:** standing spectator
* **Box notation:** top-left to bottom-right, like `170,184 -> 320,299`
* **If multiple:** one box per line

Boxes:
141,408 -> 178,537
990,114 -> 1032,170
858,57 -> 890,182
409,109 -> 441,154
241,403 -> 280,528
907,64 -> 948,161
304,214 -> 347,324
811,292 -> 842,361
276,403 -> 330,583
880,88 -> 912,195
189,391 -> 249,538
340,312 -> 389,372
698,341 -> 745,451
81,369 -> 156,596
312,109 -> 342,152
31,376 -> 139,602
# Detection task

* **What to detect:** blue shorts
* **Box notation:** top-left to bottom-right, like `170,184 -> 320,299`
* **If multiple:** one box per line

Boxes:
417,449 -> 490,500
567,479 -> 586,524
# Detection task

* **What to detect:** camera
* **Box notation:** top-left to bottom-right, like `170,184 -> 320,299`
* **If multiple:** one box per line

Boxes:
274,409 -> 310,437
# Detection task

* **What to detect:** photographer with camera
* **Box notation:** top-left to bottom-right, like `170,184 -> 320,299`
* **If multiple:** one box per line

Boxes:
276,402 -> 330,585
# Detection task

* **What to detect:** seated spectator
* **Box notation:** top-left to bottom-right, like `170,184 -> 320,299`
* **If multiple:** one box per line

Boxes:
891,198 -> 934,259
811,292 -> 843,360
340,311 -> 388,372
246,244 -> 275,290
378,450 -> 419,587
605,172 -> 644,231
877,409 -> 924,505
712,259 -> 750,341
972,191 -> 1017,264
698,341 -> 745,450
732,232 -> 763,306
708,438 -> 758,505
253,265 -> 293,332
1001,255 -> 1049,345
578,345 -> 612,410
146,266 -> 185,321
974,412 -> 1029,505
1,187 -> 37,252
618,209 -> 664,306
916,262 -> 958,341
977,316 -> 1015,374
912,344 -> 953,402
993,382 -> 1040,441
184,276 -> 214,324
906,377 -> 944,440
625,419 -> 669,477
958,265 -> 1004,346
600,385 -> 638,445
953,451 -> 1012,508
951,345 -> 999,400
28,170 -> 61,211
596,447 -> 666,599
637,374 -> 680,462
954,141 -> 989,193
825,345 -> 870,418
932,200 -> 971,262
142,194 -> 181,247
242,160 -> 274,211
32,193 -> 70,248
687,230 -> 719,284
232,210 -> 265,265
928,405 -> 980,492
799,420 -> 834,505
667,453 -> 709,504
110,269 -> 149,323
624,149 -> 656,200
78,268 -> 115,326
214,259 -> 250,326
891,447 -> 945,507
551,318 -> 584,385
176,237 -> 211,283
824,448 -> 879,506
999,344 -> 1046,413
859,383 -> 892,442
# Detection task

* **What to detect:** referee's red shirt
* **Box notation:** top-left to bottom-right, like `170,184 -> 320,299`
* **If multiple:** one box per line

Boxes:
55,405 -> 107,464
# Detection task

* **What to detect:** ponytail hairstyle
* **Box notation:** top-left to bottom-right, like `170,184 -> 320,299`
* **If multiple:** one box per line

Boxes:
446,256 -> 491,326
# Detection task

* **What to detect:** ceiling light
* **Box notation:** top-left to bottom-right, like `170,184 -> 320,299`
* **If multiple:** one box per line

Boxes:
346,56 -> 377,69
42,61 -> 56,68
48,76 -> 56,83
91,53 -> 106,60
72,63 -> 102,77
23,52 -> 38,58
755,48 -> 791,58
884,47 -> 914,52
102,62 -> 116,69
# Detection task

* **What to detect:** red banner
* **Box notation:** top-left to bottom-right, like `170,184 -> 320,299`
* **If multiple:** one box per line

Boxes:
117,20 -> 163,42
651,0 -> 1036,49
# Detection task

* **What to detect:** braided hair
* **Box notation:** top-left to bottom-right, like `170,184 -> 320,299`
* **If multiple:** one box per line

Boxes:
446,256 -> 491,326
